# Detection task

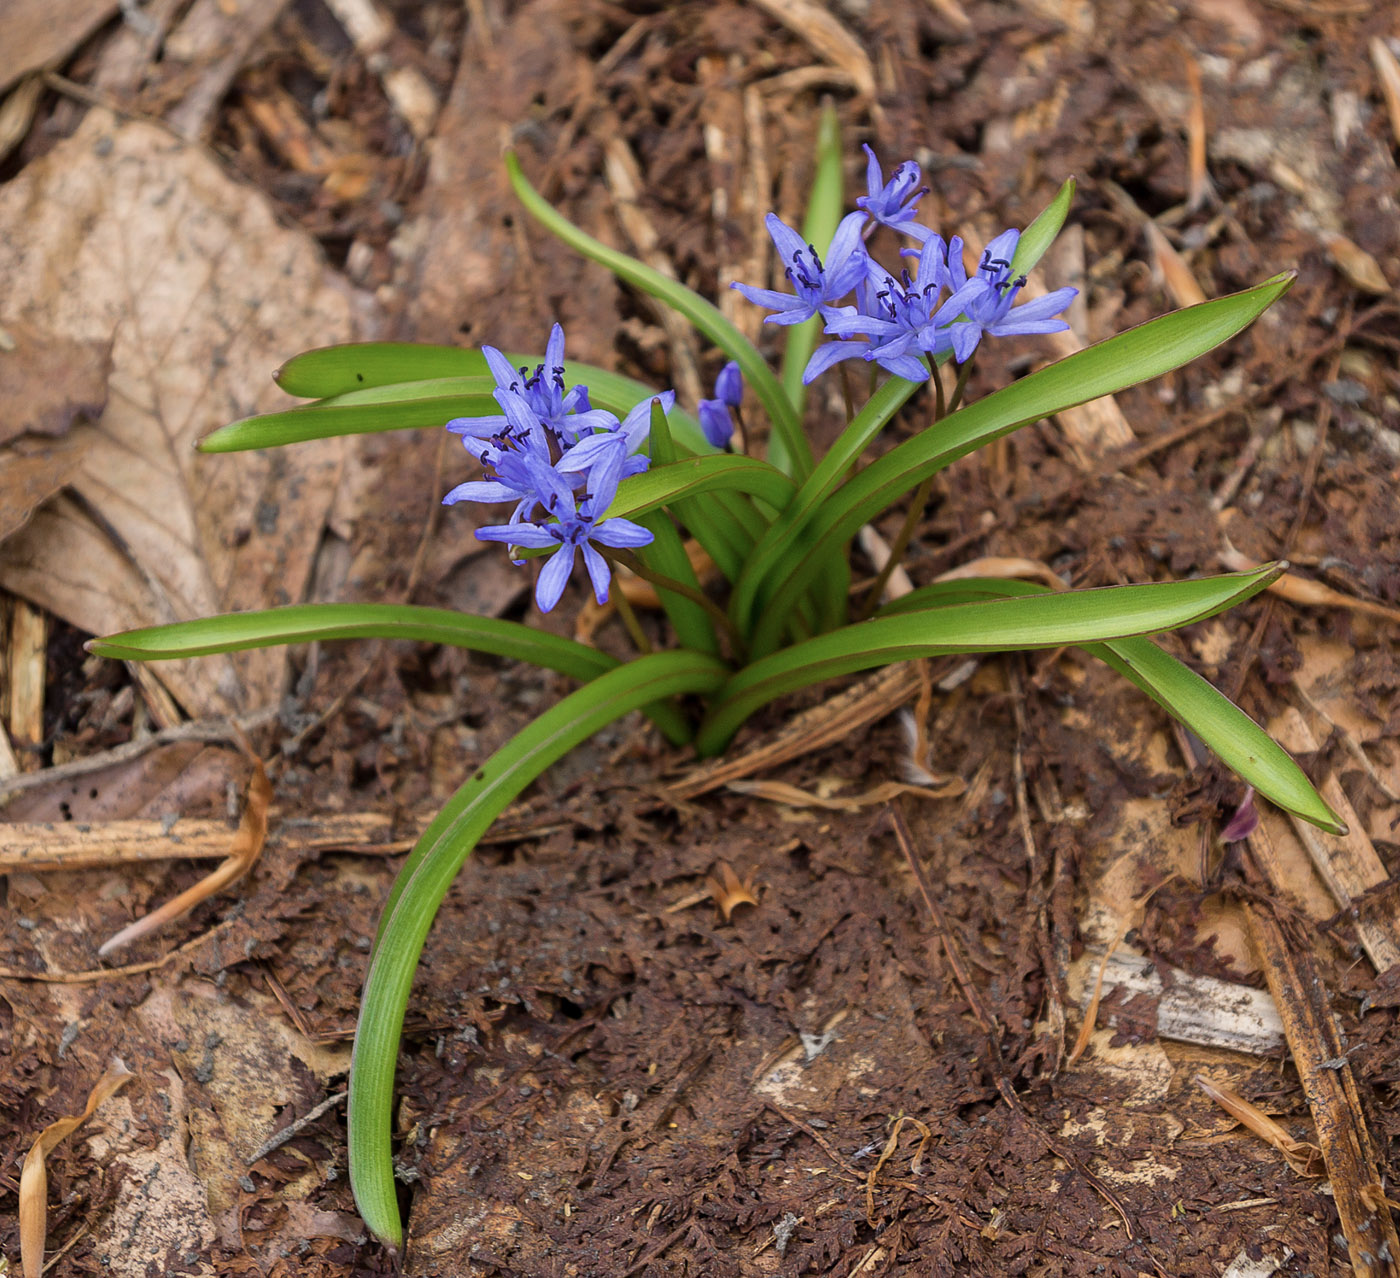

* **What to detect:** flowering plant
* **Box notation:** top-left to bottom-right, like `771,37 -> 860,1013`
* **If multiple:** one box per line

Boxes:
91,112 -> 1343,1247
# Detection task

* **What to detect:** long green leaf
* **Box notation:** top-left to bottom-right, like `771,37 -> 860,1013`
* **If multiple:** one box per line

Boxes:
696,566 -> 1282,753
604,453 -> 797,521
730,371 -> 923,634
875,575 -> 1343,832
88,604 -> 694,745
746,273 -> 1295,656
504,150 -> 813,480
203,357 -> 714,456
1090,636 -> 1343,832
1010,177 -> 1076,277
349,650 -> 729,1246
779,103 -> 844,426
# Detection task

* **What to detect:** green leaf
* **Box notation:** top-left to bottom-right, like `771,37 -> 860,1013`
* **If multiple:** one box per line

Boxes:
696,566 -> 1283,753
209,347 -> 714,454
1010,177 -> 1076,278
634,401 -> 721,655
200,385 -> 501,451
275,344 -> 489,397
504,150 -> 813,479
1090,635 -> 1344,833
89,603 -> 613,678
88,603 -> 694,746
746,273 -> 1295,656
604,453 -> 797,522
349,650 -> 730,1246
876,575 -> 1344,833
730,371 -> 923,636
779,102 -> 844,427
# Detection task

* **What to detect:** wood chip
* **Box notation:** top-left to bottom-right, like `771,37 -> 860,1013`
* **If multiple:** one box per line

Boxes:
1195,1074 -> 1323,1177
1320,230 -> 1392,296
1243,902 -> 1400,1277
1370,36 -> 1400,149
6,598 -> 47,771
669,663 -> 924,800
748,0 -> 875,99
1268,707 -> 1400,973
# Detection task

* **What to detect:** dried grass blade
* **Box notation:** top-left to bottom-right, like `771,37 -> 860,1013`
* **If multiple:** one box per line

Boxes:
724,777 -> 962,811
20,1061 -> 134,1278
1370,36 -> 1400,148
97,756 -> 271,957
1195,1073 -> 1323,1177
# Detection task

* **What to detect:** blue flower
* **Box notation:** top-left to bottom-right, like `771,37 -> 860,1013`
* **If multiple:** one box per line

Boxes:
938,229 -> 1077,361
447,322 -> 618,447
731,211 -> 870,325
697,399 -> 733,448
803,239 -> 988,383
476,448 -> 653,613
855,145 -> 934,242
714,360 -> 743,408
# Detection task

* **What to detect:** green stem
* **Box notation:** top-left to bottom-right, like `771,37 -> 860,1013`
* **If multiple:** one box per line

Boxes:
854,472 -> 935,622
605,548 -> 746,661
611,583 -> 653,654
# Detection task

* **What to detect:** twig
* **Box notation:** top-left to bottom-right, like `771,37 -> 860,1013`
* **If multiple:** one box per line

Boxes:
247,1091 -> 348,1166
0,919 -> 235,983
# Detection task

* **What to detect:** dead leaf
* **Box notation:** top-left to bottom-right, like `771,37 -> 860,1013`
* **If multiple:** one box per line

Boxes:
1195,1073 -> 1323,1178
725,777 -> 963,811
705,862 -> 759,921
20,1059 -> 134,1278
0,320 -> 111,446
1371,36 -> 1400,148
97,752 -> 272,956
0,110 -> 367,717
1146,221 -> 1208,308
1320,231 -> 1392,295
0,0 -> 118,94
0,437 -> 91,546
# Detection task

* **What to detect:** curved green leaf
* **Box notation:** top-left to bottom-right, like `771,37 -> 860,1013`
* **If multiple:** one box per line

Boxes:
1010,177 -> 1076,278
746,273 -> 1295,656
505,150 -> 813,479
349,650 -> 730,1246
88,603 -> 694,746
697,566 -> 1282,753
207,352 -> 714,455
730,371 -> 923,635
275,344 -> 490,396
604,454 -> 797,521
874,575 -> 1343,832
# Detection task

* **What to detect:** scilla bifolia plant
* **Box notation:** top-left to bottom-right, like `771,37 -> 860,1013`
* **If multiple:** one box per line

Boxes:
91,110 -> 1343,1246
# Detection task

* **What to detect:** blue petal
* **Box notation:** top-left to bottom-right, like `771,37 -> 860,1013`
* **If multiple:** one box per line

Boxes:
802,341 -> 870,385
764,212 -> 807,264
535,545 -> 575,613
580,541 -> 612,604
590,517 -> 654,549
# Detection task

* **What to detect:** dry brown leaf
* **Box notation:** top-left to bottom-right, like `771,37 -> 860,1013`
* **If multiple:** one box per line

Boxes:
0,111 -> 366,717
0,320 -> 111,446
705,862 -> 759,922
0,0 -> 118,94
0,437 -> 91,546
1195,1074 -> 1324,1178
1320,230 -> 1392,295
932,556 -> 1068,590
725,777 -> 963,811
748,0 -> 876,99
20,1060 -> 134,1278
1218,530 -> 1400,626
97,753 -> 272,956
1371,36 -> 1400,148
1146,221 -> 1208,308
866,1115 -> 932,1225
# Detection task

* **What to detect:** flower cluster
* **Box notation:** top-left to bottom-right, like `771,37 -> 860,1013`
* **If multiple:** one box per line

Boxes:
443,324 -> 659,613
734,146 -> 1077,385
